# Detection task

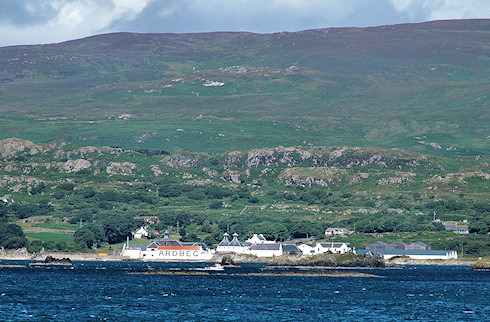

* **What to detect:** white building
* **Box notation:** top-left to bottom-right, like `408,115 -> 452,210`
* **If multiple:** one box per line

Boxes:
134,227 -> 149,239
216,233 -> 251,254
122,244 -> 147,259
299,242 -> 351,255
298,244 -> 316,255
121,230 -> 213,261
246,234 -> 275,244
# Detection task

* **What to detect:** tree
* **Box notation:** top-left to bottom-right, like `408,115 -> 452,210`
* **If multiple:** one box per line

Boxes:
209,201 -> 222,209
74,223 -> 105,248
3,236 -> 28,249
0,223 -> 28,249
469,220 -> 489,235
28,240 -> 44,253
101,215 -> 138,244
290,222 -> 319,238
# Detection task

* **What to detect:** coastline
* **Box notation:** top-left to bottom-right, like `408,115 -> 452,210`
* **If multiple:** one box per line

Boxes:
0,248 -> 478,266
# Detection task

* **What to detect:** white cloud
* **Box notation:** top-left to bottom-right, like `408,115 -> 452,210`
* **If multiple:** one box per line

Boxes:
0,0 -> 152,46
389,0 -> 490,20
0,0 -> 489,47
183,0 -> 360,18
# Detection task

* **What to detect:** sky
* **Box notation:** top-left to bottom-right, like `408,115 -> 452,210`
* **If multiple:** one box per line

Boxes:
0,0 -> 489,47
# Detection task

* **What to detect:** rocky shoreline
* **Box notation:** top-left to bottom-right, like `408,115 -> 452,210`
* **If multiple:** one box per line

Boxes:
0,248 -> 479,267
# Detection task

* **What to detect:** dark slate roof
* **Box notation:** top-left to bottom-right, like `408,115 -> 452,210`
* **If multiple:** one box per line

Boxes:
126,244 -> 147,251
320,242 -> 346,248
218,235 -> 230,247
366,241 -> 388,250
282,244 -> 302,254
229,236 -> 243,247
249,244 -> 281,251
388,242 -> 408,250
148,239 -> 182,249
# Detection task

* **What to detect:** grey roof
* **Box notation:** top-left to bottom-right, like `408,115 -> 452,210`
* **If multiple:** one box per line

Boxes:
388,242 -> 407,250
126,244 -> 147,251
366,241 -> 388,250
218,234 -> 230,247
229,235 -> 243,247
249,243 -> 281,251
320,242 -> 346,248
148,239 -> 182,249
408,241 -> 428,246
282,244 -> 302,254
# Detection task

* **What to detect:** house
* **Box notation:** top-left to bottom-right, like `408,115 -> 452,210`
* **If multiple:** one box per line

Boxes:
298,243 -> 316,255
324,227 -> 353,237
443,223 -> 469,234
134,227 -> 149,239
246,234 -> 275,244
316,242 -> 351,254
298,242 -> 351,255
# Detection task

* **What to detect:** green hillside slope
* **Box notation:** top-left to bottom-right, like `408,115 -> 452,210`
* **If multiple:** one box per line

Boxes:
0,19 -> 488,156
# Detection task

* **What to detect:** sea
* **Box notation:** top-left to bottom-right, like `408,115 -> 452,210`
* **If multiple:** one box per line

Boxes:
0,261 -> 488,321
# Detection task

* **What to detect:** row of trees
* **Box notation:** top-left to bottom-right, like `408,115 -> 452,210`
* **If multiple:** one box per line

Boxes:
74,214 -> 143,248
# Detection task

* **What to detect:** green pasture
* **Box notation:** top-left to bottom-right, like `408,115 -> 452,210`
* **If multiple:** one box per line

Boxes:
25,231 -> 74,243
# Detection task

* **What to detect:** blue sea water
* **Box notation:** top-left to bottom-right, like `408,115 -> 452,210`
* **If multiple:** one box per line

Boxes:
0,261 -> 488,321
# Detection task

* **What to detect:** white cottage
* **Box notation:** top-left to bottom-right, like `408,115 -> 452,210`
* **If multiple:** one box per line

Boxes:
246,233 -> 276,244
134,227 -> 149,239
299,242 -> 351,255
298,244 -> 316,255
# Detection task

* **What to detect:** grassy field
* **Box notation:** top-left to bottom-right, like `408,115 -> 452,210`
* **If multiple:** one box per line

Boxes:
25,231 -> 74,243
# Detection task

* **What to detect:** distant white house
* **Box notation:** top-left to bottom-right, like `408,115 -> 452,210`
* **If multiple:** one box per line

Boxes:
324,228 -> 353,237
442,221 -> 469,234
134,227 -> 149,239
298,242 -> 351,255
298,244 -> 316,255
246,234 -> 275,244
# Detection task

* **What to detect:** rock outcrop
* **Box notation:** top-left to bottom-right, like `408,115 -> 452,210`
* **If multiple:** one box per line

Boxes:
164,153 -> 200,168
61,159 -> 91,173
106,162 -> 137,175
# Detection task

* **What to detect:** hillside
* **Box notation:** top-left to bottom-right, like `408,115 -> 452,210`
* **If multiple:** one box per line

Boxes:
0,20 -> 489,255
0,138 -> 488,255
0,19 -> 488,156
